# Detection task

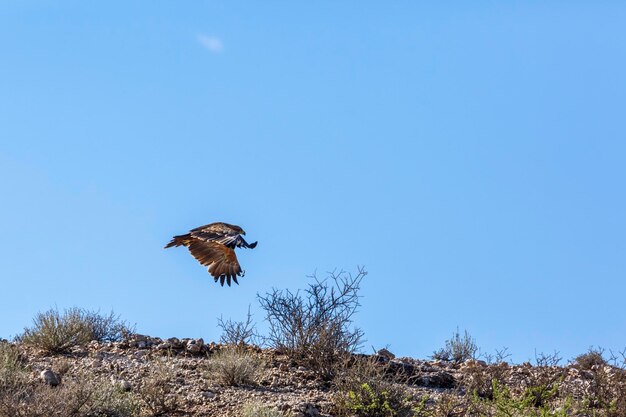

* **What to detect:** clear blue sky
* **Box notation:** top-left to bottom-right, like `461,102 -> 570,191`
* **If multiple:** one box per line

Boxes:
1,1 -> 625,363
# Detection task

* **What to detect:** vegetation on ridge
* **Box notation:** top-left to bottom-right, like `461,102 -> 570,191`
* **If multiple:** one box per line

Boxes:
3,269 -> 626,416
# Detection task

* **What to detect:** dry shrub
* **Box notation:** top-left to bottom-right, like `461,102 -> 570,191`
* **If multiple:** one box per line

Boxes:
258,267 -> 366,380
0,371 -> 139,417
460,348 -> 511,399
218,306 -> 259,347
461,361 -> 509,400
136,358 -> 182,416
0,341 -> 28,386
432,328 -> 478,363
522,351 -> 565,409
18,307 -> 134,353
242,402 -> 292,417
573,347 -> 607,370
431,391 -> 472,417
566,351 -> 626,416
205,347 -> 264,386
333,356 -> 414,417
533,350 -> 562,367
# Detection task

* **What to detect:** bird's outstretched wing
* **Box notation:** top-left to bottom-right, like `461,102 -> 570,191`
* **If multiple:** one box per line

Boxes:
190,223 -> 257,248
186,240 -> 243,286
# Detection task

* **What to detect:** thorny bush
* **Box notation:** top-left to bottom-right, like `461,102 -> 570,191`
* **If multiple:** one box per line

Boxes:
258,267 -> 366,380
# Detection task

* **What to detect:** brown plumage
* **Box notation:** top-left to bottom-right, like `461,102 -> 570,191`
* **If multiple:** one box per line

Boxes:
165,222 -> 257,286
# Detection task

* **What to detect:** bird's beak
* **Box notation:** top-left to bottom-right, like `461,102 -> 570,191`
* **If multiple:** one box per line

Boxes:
242,231 -> 246,235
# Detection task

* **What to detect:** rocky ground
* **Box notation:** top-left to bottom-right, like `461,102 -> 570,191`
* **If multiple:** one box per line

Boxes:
6,334 -> 625,417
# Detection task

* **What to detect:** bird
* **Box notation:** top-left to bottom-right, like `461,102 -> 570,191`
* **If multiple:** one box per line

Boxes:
164,222 -> 257,286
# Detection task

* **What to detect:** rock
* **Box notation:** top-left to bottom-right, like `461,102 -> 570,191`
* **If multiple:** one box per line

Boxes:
377,348 -> 395,361
133,350 -> 148,359
418,370 -> 455,389
201,391 -> 217,400
111,376 -> 132,392
156,341 -> 172,350
463,358 -> 487,367
167,337 -> 183,349
186,338 -> 204,353
295,403 -> 320,417
40,369 -> 60,386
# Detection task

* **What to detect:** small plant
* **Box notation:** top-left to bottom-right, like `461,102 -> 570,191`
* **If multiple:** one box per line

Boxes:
258,267 -> 366,379
523,381 -> 560,408
205,347 -> 264,386
137,358 -> 182,416
242,402 -> 292,417
18,307 -> 134,353
218,305 -> 259,347
60,373 -> 140,417
432,328 -> 478,363
411,395 -> 432,417
467,379 -> 571,417
0,341 -> 27,386
333,356 -> 413,417
346,383 -> 397,417
534,350 -> 562,367
574,347 -> 607,370
0,371 -> 139,417
431,392 -> 470,417
461,361 -> 509,400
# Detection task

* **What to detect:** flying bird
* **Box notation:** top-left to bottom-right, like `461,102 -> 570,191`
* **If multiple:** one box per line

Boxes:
165,222 -> 257,286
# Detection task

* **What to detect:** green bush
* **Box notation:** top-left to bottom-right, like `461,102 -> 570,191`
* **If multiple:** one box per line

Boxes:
345,383 -> 398,417
333,356 -> 413,417
469,380 -> 569,417
18,307 -> 134,353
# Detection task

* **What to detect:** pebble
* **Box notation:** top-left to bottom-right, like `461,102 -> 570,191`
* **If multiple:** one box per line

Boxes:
40,369 -> 60,386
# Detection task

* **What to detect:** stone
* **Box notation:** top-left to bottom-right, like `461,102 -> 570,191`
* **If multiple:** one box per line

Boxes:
419,370 -> 455,389
201,391 -> 217,400
40,369 -> 60,386
296,403 -> 320,417
156,341 -> 172,350
186,338 -> 204,353
463,358 -> 486,367
377,348 -> 395,360
111,376 -> 132,391
167,337 -> 183,349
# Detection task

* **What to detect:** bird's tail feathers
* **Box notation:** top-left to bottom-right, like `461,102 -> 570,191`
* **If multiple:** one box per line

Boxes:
164,234 -> 190,249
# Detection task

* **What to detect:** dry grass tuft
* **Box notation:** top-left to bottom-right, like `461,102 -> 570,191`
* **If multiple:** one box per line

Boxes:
18,307 -> 134,353
136,358 -> 183,416
0,369 -> 139,417
242,402 -> 292,417
205,347 -> 264,386
432,328 -> 478,363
